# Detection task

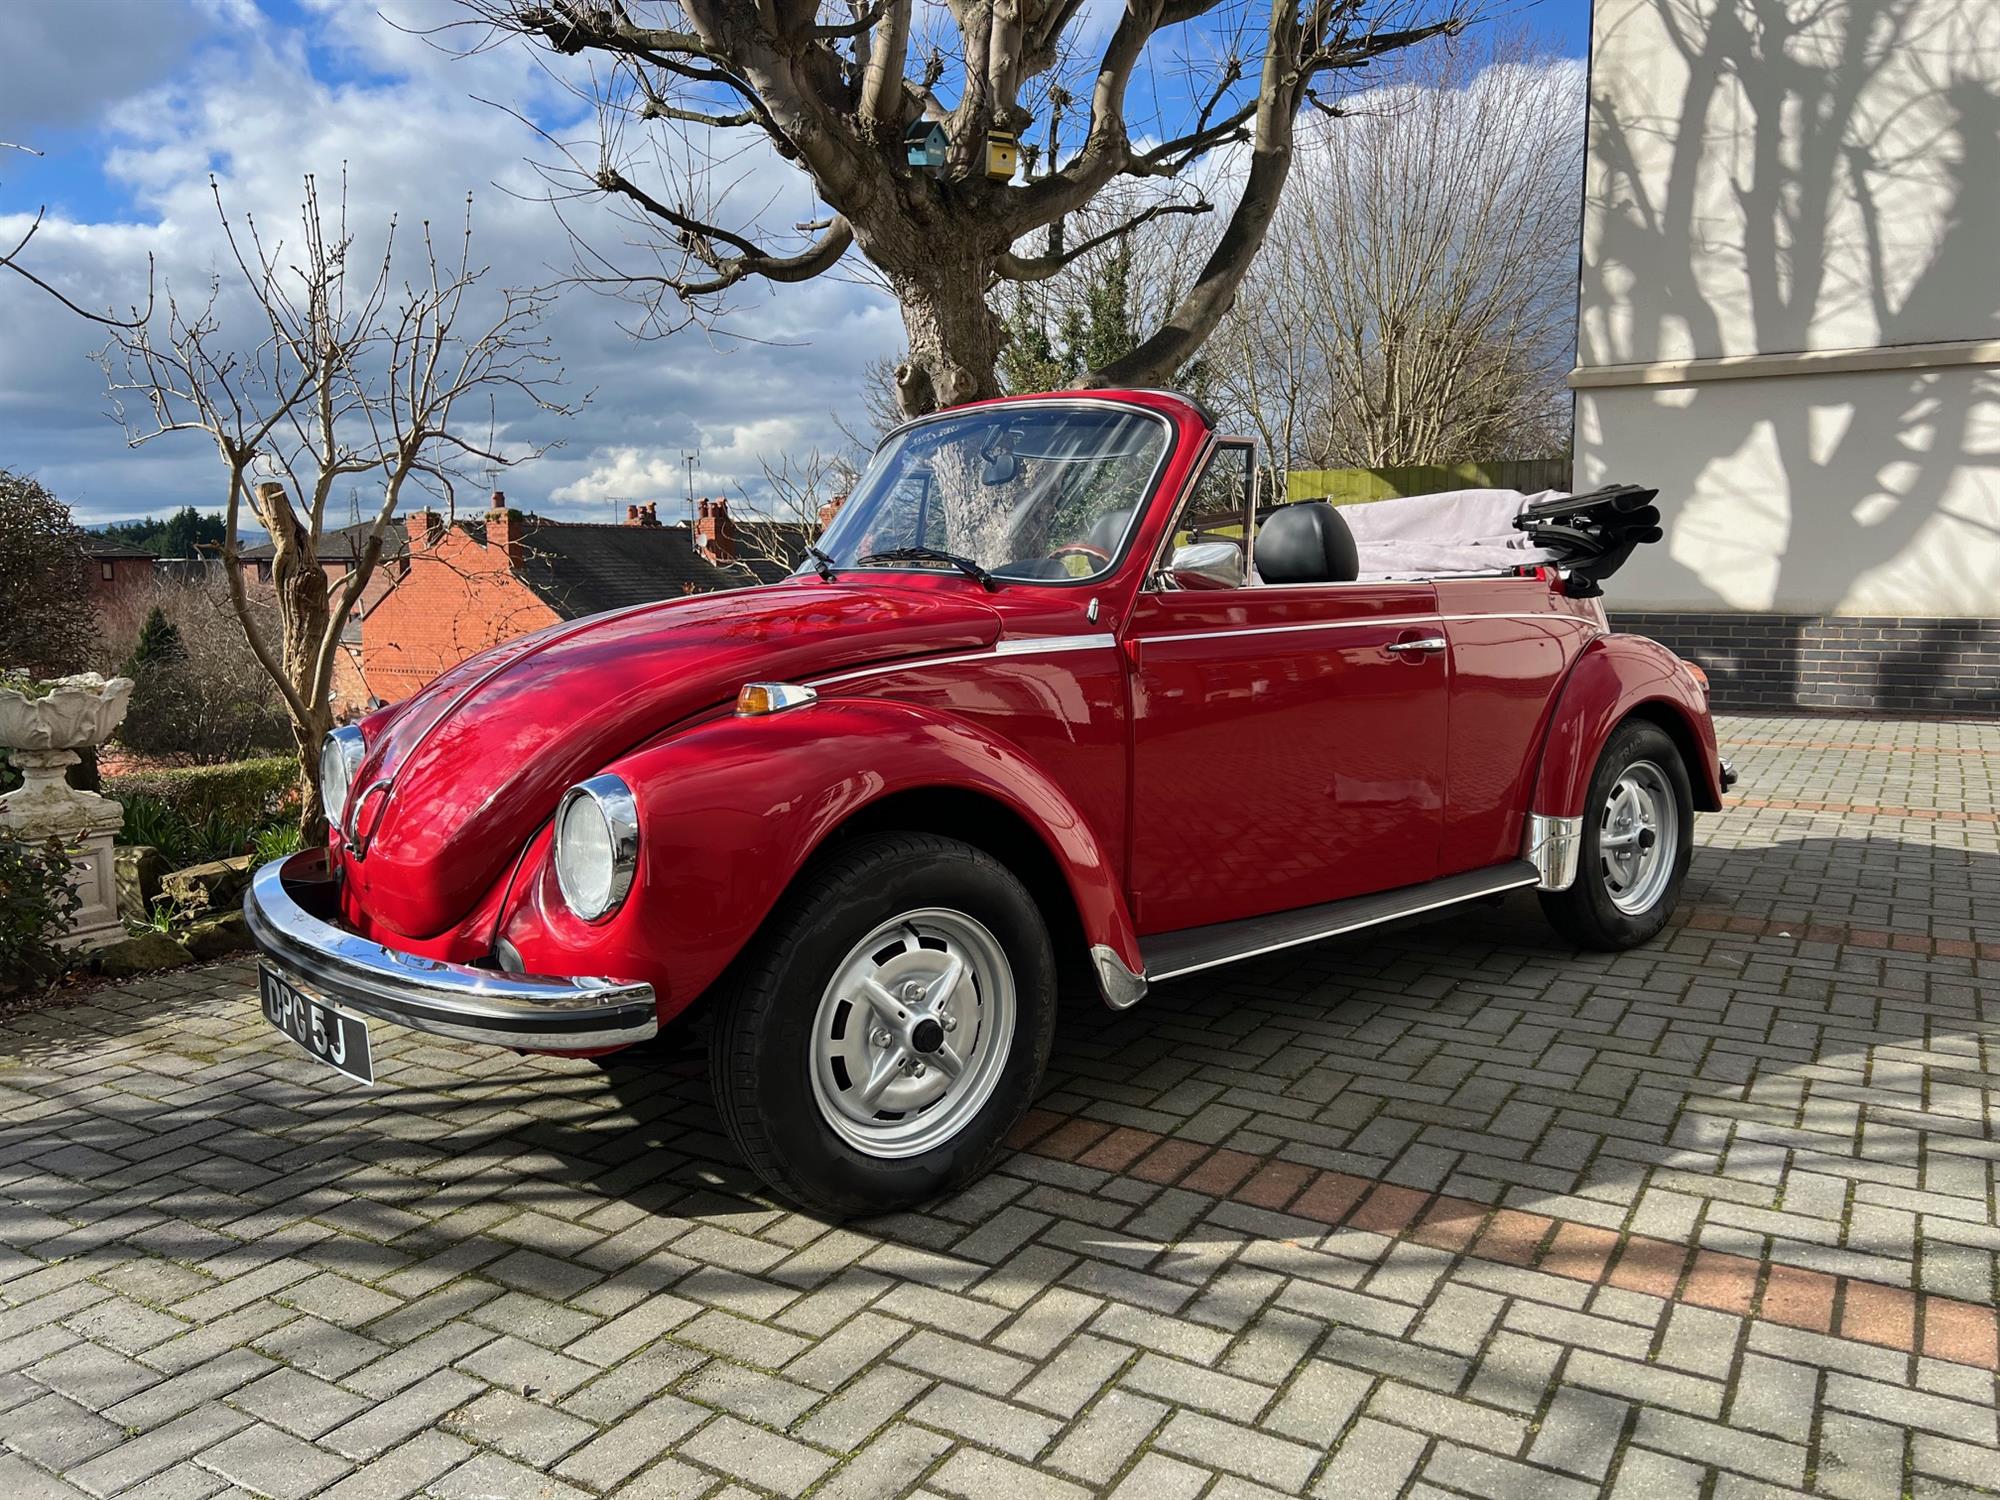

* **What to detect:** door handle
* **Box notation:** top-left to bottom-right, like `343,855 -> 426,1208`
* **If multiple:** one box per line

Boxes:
1385,636 -> 1447,655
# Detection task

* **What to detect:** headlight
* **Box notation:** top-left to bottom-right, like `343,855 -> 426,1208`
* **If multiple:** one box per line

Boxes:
554,774 -> 640,921
320,727 -> 366,832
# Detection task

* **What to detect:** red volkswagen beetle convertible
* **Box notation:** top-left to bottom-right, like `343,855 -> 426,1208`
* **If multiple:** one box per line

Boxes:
247,390 -> 1731,1215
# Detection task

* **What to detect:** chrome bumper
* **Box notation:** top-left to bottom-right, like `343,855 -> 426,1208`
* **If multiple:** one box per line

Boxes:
243,850 -> 659,1051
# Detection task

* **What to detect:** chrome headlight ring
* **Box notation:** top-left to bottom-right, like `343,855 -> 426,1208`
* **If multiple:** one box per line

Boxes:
320,726 -> 367,834
554,774 -> 641,922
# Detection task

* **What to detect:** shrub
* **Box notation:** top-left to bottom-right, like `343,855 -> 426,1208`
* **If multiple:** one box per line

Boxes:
0,831 -> 81,995
107,757 -> 298,832
116,795 -> 263,867
0,471 -> 97,679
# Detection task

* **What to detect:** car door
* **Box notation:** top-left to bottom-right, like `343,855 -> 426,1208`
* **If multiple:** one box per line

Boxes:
1125,444 -> 1450,936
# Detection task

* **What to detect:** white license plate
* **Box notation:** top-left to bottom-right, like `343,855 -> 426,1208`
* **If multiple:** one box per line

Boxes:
260,966 -> 373,1084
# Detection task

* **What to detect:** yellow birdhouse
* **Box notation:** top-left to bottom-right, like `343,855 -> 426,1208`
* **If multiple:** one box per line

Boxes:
985,130 -> 1019,182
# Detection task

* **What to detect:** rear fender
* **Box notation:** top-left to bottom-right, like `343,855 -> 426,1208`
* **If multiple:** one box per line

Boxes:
1532,634 -> 1726,820
502,698 -> 1141,1020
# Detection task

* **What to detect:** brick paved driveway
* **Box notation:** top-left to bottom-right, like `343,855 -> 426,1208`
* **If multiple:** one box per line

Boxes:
2,712 -> 1996,1500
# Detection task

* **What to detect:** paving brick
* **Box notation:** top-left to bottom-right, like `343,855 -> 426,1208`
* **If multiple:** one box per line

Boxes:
815,1422 -> 953,1500
554,1395 -> 705,1488
912,1381 -> 1061,1460
1762,1263 -> 1837,1333
1156,1409 -> 1318,1491
1312,1416 -> 1429,1498
197,1421 -> 354,1500
1841,1281 -> 1918,1351
1043,1388 -> 1168,1484
322,1369 -> 484,1461
929,1445 -> 1092,1499
679,1413 -> 837,1497
796,1364 -> 931,1452
444,1387 -> 596,1465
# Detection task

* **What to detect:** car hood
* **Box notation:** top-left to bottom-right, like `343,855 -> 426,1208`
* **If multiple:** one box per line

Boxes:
341,582 -> 1001,939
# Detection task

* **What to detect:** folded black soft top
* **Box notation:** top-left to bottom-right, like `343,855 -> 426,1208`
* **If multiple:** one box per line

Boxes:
1514,483 -> 1663,597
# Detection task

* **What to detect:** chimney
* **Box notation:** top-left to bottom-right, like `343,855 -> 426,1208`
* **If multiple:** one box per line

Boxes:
625,503 -> 661,527
626,504 -> 640,524
404,509 -> 444,547
695,497 -> 735,562
817,492 -> 848,532
485,492 -> 525,568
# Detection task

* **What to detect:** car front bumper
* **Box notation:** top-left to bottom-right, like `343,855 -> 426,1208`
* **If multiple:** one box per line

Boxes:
243,850 -> 659,1051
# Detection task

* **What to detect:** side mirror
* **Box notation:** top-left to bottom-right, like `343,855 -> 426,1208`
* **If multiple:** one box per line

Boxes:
1166,540 -> 1243,590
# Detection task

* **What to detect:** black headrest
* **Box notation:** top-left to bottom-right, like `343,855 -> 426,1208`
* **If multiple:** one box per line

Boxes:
1086,507 -> 1133,554
1255,502 -> 1358,584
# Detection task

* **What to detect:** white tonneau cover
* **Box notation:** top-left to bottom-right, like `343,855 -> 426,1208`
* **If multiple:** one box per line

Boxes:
1338,487 -> 1563,580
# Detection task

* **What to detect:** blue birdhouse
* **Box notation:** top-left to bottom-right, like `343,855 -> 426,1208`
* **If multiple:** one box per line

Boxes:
904,120 -> 948,171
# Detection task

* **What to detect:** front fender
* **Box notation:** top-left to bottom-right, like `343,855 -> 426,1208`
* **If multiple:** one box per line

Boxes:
1531,634 -> 1725,818
500,698 -> 1140,1022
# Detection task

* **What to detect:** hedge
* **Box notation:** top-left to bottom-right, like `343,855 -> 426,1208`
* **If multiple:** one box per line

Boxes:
104,756 -> 299,829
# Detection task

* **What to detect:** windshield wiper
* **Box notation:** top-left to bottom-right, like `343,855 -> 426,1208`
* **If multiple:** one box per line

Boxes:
856,546 -> 1000,591
803,542 -> 838,582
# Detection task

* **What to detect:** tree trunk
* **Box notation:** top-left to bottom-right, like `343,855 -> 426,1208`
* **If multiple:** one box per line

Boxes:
289,704 -> 331,847
889,259 -> 1008,417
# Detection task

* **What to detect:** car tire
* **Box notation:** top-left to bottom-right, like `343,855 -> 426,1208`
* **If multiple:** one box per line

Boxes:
709,832 -> 1058,1218
1538,719 -> 1694,951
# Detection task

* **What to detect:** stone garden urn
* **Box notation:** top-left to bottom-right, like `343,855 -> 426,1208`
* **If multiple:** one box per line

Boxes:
0,673 -> 135,948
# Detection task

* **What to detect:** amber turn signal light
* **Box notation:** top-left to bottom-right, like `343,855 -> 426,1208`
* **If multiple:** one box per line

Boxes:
737,682 -> 818,716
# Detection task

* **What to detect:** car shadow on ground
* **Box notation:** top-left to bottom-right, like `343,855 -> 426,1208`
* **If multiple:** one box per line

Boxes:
0,833 -> 1988,1298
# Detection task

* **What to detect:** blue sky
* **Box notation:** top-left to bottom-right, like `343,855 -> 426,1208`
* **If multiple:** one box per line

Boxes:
0,0 -> 1592,526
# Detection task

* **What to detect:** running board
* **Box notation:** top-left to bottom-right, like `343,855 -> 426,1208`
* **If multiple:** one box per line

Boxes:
1139,861 -> 1540,982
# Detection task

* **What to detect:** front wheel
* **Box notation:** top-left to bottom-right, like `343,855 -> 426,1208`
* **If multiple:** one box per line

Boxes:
709,832 -> 1057,1218
1538,719 -> 1694,950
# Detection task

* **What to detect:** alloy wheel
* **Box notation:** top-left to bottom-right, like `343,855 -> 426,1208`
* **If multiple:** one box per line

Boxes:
807,908 -> 1017,1159
1599,759 -> 1678,915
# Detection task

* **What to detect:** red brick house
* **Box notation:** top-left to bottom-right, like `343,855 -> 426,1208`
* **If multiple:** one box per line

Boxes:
83,539 -> 156,605
360,495 -> 806,705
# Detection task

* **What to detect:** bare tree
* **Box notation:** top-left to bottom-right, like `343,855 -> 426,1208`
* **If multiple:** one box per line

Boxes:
2,176 -> 574,839
462,0 -> 1469,416
1211,32 -> 1582,472
725,444 -> 861,573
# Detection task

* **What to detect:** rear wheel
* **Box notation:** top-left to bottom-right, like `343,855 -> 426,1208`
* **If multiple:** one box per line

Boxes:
710,832 -> 1057,1218
1538,719 -> 1693,950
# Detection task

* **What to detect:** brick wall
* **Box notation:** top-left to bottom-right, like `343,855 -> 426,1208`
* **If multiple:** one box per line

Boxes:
1615,611 -> 2000,716
361,524 -> 560,705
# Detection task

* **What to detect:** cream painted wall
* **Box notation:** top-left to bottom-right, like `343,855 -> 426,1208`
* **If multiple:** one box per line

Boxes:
1575,0 -> 2000,615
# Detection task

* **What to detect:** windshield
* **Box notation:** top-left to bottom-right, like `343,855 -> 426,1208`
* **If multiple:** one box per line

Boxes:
814,403 -> 1170,583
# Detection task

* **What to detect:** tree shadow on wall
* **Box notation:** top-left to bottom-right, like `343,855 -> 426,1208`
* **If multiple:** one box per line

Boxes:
1585,0 -> 2000,627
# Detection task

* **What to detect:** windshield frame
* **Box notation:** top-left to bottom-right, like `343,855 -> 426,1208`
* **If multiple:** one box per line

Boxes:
809,396 -> 1183,588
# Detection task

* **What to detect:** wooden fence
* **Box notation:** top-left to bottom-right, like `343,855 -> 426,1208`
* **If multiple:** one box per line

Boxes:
1285,457 -> 1570,505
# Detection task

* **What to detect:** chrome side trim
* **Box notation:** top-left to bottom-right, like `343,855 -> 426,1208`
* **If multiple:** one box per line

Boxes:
810,637 -> 1113,690
1130,611 -> 1585,645
1090,944 -> 1148,1011
992,632 -> 1117,655
244,850 -> 659,1051
1524,813 -> 1584,891
1144,863 -> 1540,982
